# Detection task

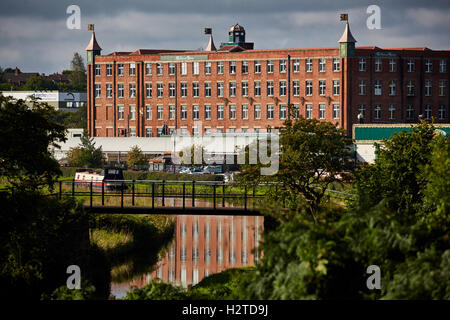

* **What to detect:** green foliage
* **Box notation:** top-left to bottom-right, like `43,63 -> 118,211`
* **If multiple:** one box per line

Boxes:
0,94 -> 66,189
67,130 -> 104,168
122,170 -> 223,181
127,145 -> 147,168
67,52 -> 86,91
53,105 -> 86,129
42,280 -> 96,300
124,279 -> 188,300
22,75 -> 58,91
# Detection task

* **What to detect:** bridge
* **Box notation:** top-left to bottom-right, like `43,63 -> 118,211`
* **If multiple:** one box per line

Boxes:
57,179 -> 265,216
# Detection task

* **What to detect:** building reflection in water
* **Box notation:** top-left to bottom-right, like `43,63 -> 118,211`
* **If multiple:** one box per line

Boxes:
130,214 -> 263,290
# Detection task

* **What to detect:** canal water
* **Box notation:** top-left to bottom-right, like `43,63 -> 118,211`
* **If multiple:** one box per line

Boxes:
110,214 -> 264,299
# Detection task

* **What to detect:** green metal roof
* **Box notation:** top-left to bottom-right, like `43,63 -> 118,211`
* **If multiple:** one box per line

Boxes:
354,124 -> 450,141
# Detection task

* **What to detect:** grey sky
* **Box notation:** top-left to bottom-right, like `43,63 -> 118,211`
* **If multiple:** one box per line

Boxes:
0,0 -> 449,74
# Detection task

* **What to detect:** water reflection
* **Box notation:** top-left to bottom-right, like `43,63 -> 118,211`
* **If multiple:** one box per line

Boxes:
111,214 -> 263,298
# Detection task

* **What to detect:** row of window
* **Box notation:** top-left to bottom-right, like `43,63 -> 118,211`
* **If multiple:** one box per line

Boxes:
357,57 -> 447,73
358,104 -> 446,121
94,58 -> 342,77
114,103 -> 341,122
94,80 -> 341,99
357,79 -> 447,96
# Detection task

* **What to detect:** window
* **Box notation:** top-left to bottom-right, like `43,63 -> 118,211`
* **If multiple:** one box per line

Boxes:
254,60 -> 261,73
129,83 -> 136,98
293,81 -> 300,96
279,104 -> 287,119
440,59 -> 447,73
406,104 -> 414,120
319,58 -> 326,72
280,60 -> 287,73
106,64 -> 112,76
439,80 -> 446,96
169,83 -> 175,98
359,80 -> 366,95
254,81 -> 261,96
193,82 -> 199,97
130,128 -> 136,137
333,58 -> 340,72
389,104 -> 396,120
407,59 -> 415,72
181,62 -> 187,75
242,61 -> 248,74
145,128 -> 152,137
267,81 -> 274,96
306,58 -> 312,72
242,81 -> 248,97
118,84 -> 124,98
106,84 -> 112,98
293,59 -> 300,72
333,104 -> 340,119
157,105 -> 163,120
157,83 -> 163,98
375,58 -> 382,72
229,105 -> 236,119
306,104 -> 312,119
117,63 -> 124,76
333,80 -> 340,95
169,63 -> 175,75
193,105 -> 199,120
306,80 -> 312,96
267,104 -> 274,119
205,105 -> 211,120
169,105 -> 175,120
425,80 -> 432,96
130,105 -> 136,120
204,82 -> 211,97
254,104 -> 261,119
438,105 -> 445,120
205,62 -> 211,75
95,84 -> 101,98
425,105 -> 432,120
374,80 -> 382,96
217,61 -> 224,74
319,104 -> 325,119
95,64 -> 101,76
375,104 -> 381,120
118,105 -> 124,120
425,59 -> 433,73
358,104 -> 365,118
267,60 -> 274,73
217,82 -> 223,97
293,104 -> 300,118
389,80 -> 396,96
217,105 -> 224,120
193,62 -> 199,75
181,83 -> 187,97
146,63 -> 152,75
242,105 -> 249,119
155,63 -> 162,75
229,61 -> 236,74
229,82 -> 236,97
181,106 -> 187,120
407,80 -> 415,96
389,59 -> 396,72
129,63 -> 136,76
359,58 -> 366,72
145,83 -> 152,98
280,81 -> 287,96
146,105 -> 152,120
319,80 -> 326,96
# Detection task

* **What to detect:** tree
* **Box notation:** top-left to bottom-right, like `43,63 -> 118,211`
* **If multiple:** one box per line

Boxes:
67,130 -> 104,168
0,95 -> 66,188
127,145 -> 147,168
22,75 -> 58,91
236,113 -> 353,222
67,52 -> 86,91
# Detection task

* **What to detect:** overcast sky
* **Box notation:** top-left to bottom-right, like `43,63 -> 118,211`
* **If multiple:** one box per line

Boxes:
1,0 -> 449,74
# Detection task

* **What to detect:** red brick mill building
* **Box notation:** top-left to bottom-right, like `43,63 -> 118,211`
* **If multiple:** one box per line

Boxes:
86,22 -> 450,138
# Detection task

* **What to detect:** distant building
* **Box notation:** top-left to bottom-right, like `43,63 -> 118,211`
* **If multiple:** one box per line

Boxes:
1,67 -> 39,86
0,90 -> 87,111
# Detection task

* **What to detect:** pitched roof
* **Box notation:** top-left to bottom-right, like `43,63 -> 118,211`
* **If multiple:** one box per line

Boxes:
205,35 -> 217,51
338,22 -> 356,43
85,32 -> 102,51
